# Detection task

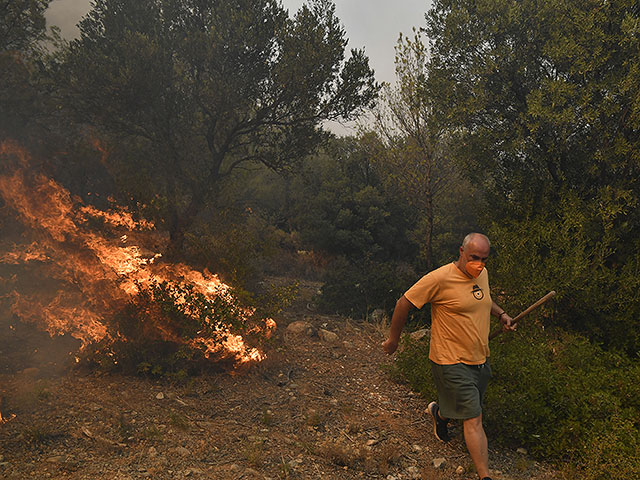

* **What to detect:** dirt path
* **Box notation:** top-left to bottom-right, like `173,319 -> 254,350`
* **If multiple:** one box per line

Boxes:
0,288 -> 562,480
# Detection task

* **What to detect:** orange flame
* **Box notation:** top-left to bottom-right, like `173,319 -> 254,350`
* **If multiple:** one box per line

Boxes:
0,140 -> 275,365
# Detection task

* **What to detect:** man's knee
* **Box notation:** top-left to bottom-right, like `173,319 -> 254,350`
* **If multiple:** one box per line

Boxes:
463,414 -> 483,432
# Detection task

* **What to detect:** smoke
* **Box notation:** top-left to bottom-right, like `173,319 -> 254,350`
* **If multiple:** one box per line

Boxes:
45,0 -> 92,39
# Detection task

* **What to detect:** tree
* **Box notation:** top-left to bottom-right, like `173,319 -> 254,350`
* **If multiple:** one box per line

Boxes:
287,136 -> 418,317
60,0 -> 378,257
289,137 -> 415,262
425,0 -> 640,213
424,0 -> 640,353
366,30 -> 465,271
0,0 -> 50,53
0,0 -> 52,139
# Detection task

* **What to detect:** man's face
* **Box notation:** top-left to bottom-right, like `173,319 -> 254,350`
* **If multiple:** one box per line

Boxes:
459,238 -> 490,270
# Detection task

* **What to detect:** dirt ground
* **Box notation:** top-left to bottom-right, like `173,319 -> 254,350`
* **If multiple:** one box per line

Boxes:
0,280 -> 562,480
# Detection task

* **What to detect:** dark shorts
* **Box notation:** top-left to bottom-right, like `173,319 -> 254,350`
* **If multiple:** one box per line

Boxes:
430,359 -> 492,420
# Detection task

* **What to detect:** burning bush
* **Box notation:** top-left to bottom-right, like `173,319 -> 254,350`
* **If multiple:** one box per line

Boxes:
0,140 -> 276,375
82,279 -> 274,376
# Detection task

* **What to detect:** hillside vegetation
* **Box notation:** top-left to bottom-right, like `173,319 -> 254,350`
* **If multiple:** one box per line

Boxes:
1,1 -> 639,479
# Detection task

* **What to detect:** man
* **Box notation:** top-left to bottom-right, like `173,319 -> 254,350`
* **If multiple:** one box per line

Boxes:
382,233 -> 514,480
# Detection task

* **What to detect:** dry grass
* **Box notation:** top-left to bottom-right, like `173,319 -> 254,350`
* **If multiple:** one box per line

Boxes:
419,466 -> 441,480
373,440 -> 403,475
168,411 -> 190,430
242,440 -> 265,468
320,440 -> 366,469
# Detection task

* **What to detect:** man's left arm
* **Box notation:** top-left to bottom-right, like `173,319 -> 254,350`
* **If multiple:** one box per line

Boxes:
491,301 -> 515,332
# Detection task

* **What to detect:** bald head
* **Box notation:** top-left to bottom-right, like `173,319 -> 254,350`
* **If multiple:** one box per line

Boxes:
462,233 -> 491,250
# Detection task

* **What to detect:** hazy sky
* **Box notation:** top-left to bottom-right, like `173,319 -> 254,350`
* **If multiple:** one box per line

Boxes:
46,0 -> 432,85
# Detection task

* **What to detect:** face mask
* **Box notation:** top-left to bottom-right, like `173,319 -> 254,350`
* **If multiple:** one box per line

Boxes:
465,260 -> 484,278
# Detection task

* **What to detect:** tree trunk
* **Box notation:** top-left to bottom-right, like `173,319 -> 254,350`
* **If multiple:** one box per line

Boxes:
424,193 -> 434,272
166,190 -> 206,260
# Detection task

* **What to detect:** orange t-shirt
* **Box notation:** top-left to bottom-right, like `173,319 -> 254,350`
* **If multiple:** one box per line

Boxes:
404,262 -> 492,365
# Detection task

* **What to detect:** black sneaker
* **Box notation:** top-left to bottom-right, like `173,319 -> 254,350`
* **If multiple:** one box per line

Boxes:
427,401 -> 449,442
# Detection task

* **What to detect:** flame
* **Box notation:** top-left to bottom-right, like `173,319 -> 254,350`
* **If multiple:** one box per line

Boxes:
0,140 -> 275,365
0,242 -> 49,263
0,411 -> 16,425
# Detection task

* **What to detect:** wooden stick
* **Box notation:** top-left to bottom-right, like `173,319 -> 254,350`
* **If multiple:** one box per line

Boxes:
489,291 -> 556,340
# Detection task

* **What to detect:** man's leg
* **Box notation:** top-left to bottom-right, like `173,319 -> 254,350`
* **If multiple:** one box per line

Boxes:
463,414 -> 489,479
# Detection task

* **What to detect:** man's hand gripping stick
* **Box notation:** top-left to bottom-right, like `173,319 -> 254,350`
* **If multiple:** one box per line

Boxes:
489,291 -> 556,340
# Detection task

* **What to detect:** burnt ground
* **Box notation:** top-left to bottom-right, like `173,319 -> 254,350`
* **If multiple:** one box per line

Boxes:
0,279 -> 562,480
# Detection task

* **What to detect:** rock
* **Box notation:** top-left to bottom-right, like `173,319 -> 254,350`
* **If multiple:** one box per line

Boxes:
433,457 -> 446,469
318,328 -> 339,343
21,367 -> 39,377
290,456 -> 304,467
153,456 -> 168,466
286,321 -> 314,335
155,392 -> 165,400
410,328 -> 429,341
46,456 -> 65,463
184,468 -> 203,476
517,447 -> 528,455
173,446 -> 191,457
412,444 -> 422,452
148,447 -> 157,458
406,466 -> 421,479
456,465 -> 465,475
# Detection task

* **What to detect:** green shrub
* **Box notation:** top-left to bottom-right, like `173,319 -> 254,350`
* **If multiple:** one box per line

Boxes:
487,190 -> 640,357
386,335 -> 436,401
317,258 -> 416,318
390,324 -> 640,478
573,413 -> 640,480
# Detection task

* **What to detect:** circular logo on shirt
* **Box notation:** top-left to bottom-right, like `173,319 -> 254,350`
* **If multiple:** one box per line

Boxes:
472,284 -> 484,300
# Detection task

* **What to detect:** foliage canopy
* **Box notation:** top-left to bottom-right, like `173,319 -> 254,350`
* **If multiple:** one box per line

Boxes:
0,0 -> 50,53
61,0 -> 378,256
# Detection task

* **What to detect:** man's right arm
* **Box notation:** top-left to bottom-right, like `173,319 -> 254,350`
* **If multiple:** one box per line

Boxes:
382,295 -> 414,354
